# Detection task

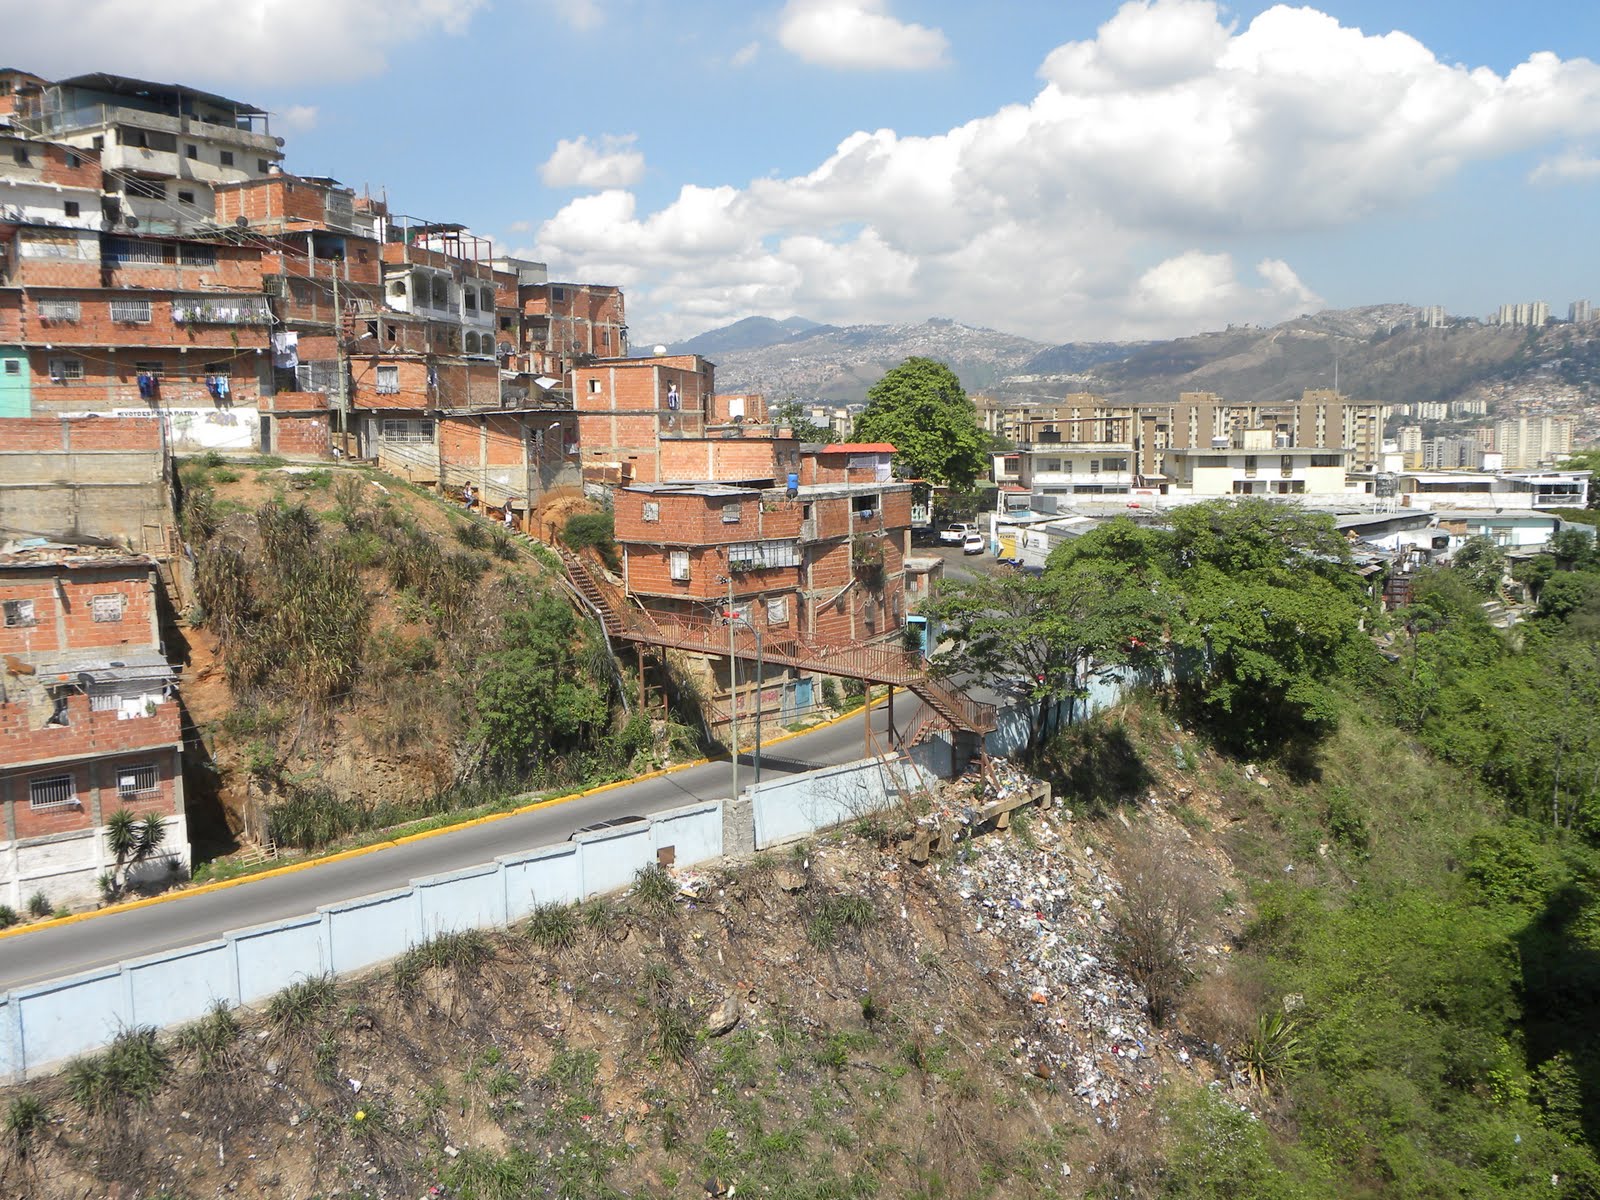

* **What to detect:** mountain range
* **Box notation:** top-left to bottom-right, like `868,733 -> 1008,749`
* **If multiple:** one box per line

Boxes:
661,306 -> 1600,438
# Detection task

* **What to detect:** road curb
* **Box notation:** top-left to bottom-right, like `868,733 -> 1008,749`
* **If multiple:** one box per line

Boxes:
0,694 -> 888,945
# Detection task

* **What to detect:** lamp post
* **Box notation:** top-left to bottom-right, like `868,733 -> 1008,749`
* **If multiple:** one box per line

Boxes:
716,575 -> 766,798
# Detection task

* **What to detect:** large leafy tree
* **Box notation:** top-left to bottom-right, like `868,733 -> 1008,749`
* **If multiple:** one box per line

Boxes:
927,557 -> 1164,758
853,357 -> 987,488
1056,501 -> 1371,758
474,591 -> 609,772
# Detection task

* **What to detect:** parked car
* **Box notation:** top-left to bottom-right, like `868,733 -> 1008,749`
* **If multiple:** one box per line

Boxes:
939,522 -> 976,545
962,531 -> 985,555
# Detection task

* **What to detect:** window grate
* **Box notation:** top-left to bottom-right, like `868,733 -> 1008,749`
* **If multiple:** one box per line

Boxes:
117,764 -> 159,799
110,298 -> 152,323
38,298 -> 80,321
29,773 -> 75,810
91,593 -> 125,622
3,598 -> 37,627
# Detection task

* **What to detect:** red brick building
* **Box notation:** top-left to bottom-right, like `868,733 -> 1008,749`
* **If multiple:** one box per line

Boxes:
0,548 -> 187,909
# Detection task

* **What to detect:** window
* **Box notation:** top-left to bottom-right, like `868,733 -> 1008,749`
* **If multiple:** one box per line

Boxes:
12,147 -> 29,165
1104,456 -> 1129,472
3,361 -> 18,375
642,501 -> 660,522
464,332 -> 479,354
28,774 -> 75,811
219,150 -> 234,166
38,298 -> 80,321
725,540 -> 801,570
378,418 -> 433,443
121,176 -> 164,199
133,360 -> 165,379
117,764 -> 159,799
1311,454 -> 1340,468
499,316 -> 512,331
64,200 -> 80,218
103,236 -> 163,264
257,158 -> 269,173
463,290 -> 477,312
587,378 -> 602,394
91,593 -> 125,622
767,596 -> 788,624
669,550 -> 690,582
47,356 -> 83,382
375,365 -> 399,394
92,136 -> 104,151
67,152 -> 81,168
110,298 -> 151,323
480,287 -> 493,311
178,243 -> 216,266
721,503 -> 742,524
177,190 -> 194,205
1040,458 -> 1061,473
185,144 -> 198,159
551,286 -> 566,302
3,598 -> 37,627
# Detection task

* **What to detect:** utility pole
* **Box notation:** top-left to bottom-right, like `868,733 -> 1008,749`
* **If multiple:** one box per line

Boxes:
330,261 -> 350,456
726,574 -> 738,804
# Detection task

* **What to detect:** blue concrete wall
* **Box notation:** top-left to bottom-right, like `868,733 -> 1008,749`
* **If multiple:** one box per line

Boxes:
751,756 -> 937,850
2,798 -> 732,1081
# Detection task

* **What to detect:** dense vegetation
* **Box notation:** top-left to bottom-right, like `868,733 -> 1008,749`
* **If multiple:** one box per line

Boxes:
937,499 -> 1600,1198
180,462 -> 664,853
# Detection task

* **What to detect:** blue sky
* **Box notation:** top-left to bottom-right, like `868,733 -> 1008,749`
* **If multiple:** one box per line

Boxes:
7,1 -> 1599,343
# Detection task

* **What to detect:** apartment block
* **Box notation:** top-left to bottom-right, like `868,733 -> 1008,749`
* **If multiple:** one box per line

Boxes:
1160,430 -> 1349,496
1,546 -> 188,909
1495,416 -> 1574,469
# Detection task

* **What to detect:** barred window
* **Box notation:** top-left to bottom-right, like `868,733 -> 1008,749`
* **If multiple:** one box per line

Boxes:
38,298 -> 80,321
110,298 -> 152,323
669,550 -> 690,582
642,501 -> 660,523
29,773 -> 75,811
133,360 -> 165,379
376,365 -> 400,394
179,243 -> 217,266
725,540 -> 801,571
103,236 -> 164,264
48,357 -> 83,381
378,418 -> 433,443
295,360 -> 343,394
91,593 -> 125,622
117,764 -> 159,799
3,598 -> 37,627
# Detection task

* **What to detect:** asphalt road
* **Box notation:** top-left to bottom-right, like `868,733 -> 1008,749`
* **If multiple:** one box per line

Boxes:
0,698 -> 917,993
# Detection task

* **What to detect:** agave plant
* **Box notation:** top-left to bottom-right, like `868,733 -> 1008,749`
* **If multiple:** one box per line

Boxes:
1237,1009 -> 1303,1091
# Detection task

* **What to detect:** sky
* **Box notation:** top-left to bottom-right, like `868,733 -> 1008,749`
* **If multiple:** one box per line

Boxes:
5,0 -> 1600,345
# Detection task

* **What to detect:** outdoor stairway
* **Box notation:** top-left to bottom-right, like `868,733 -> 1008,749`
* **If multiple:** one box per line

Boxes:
558,551 -> 997,734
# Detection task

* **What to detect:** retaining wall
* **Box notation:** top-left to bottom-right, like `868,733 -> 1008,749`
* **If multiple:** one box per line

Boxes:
0,744 -> 949,1082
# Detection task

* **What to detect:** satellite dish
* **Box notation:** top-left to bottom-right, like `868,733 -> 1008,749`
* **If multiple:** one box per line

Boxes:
76,671 -> 94,687
234,215 -> 248,228
274,136 -> 286,147
124,215 -> 139,228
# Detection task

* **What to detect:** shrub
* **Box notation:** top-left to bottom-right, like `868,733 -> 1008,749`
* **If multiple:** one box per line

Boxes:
266,974 -> 338,1034
454,519 -> 490,550
0,904 -> 16,928
632,863 -> 679,917
1111,837 -> 1202,1026
563,510 -> 619,572
4,1094 -> 47,1157
393,929 -> 494,993
66,1027 -> 171,1116
806,892 -> 875,949
526,902 -> 581,951
176,1001 -> 240,1077
26,891 -> 48,918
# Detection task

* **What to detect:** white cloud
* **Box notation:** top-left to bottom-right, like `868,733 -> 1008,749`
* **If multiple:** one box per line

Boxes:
278,105 -> 319,133
731,40 -> 761,68
546,0 -> 603,31
530,0 -> 1600,340
778,0 -> 949,71
1530,147 -> 1600,185
540,135 -> 647,189
0,0 -> 487,86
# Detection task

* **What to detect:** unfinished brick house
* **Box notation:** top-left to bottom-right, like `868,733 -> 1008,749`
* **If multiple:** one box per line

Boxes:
0,547 -> 187,909
602,425 -> 915,725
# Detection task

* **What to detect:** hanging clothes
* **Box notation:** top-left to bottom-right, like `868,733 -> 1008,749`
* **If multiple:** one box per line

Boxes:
136,372 -> 157,400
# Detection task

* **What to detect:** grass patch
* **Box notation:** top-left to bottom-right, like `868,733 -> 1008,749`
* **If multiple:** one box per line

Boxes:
175,1001 -> 240,1077
806,892 -> 875,949
526,902 -> 581,952
631,863 -> 678,917
65,1027 -> 171,1116
266,974 -> 338,1035
393,928 -> 494,993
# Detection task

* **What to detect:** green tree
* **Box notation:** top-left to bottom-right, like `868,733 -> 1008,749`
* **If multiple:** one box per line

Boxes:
927,557 -> 1162,758
1058,502 -> 1369,757
1451,534 -> 1507,596
852,357 -> 987,488
474,592 -> 609,772
773,398 -> 829,443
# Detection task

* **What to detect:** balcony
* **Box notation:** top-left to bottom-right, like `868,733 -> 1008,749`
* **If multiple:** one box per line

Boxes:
172,295 -> 271,325
17,104 -> 278,153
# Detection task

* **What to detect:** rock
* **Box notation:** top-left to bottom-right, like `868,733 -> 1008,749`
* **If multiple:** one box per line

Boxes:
444,1145 -> 460,1158
265,1057 -> 281,1077
774,866 -> 807,892
706,996 -> 741,1037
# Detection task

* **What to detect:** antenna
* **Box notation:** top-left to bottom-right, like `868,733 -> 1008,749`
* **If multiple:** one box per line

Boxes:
234,215 -> 248,229
124,215 -> 139,228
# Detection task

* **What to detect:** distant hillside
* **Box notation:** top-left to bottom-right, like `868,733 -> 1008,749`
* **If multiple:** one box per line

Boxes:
667,316 -> 827,357
704,317 -> 1048,404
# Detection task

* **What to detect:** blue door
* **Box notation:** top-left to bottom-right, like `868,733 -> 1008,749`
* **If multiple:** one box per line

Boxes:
794,677 -> 814,712
0,347 -> 30,417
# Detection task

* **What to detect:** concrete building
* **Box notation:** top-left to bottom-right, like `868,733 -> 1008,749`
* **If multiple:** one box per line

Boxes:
1420,305 -> 1447,328
1497,301 -> 1551,328
1495,416 -> 1574,469
1571,300 -> 1593,324
1159,430 -> 1349,497
1,546 -> 188,909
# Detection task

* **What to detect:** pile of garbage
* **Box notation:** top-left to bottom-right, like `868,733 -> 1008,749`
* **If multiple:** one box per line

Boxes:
925,807 -> 1203,1122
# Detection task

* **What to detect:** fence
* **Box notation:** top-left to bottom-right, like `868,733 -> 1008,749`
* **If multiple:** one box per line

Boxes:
0,747 -> 951,1083
0,800 -> 721,1082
